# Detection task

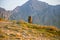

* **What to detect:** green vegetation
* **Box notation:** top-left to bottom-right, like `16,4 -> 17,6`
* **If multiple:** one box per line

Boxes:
0,20 -> 60,40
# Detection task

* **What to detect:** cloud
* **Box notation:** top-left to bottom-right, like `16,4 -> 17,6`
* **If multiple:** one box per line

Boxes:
0,0 -> 28,10
38,0 -> 60,5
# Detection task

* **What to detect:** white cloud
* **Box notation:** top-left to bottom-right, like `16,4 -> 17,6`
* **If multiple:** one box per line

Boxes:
0,0 -> 28,10
38,0 -> 60,5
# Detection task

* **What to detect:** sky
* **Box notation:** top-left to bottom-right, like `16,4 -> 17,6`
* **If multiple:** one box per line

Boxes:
0,0 -> 60,10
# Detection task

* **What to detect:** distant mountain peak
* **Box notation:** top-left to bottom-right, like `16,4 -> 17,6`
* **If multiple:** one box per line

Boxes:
29,0 -> 38,2
28,0 -> 38,3
29,0 -> 37,1
0,7 -> 6,11
9,0 -> 60,28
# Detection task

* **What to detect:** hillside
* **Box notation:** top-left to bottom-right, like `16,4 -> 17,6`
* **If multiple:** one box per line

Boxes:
0,20 -> 60,40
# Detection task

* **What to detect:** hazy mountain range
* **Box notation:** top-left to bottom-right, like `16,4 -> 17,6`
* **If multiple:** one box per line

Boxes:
0,0 -> 60,28
0,7 -> 12,20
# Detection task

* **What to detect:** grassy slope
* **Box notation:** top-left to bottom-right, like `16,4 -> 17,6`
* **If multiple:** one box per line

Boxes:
0,20 -> 60,40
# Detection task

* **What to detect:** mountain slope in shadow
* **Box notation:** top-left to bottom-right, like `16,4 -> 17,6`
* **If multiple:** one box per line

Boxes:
9,0 -> 60,28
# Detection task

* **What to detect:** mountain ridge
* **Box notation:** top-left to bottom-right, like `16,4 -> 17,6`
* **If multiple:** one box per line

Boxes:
0,0 -> 60,28
9,0 -> 60,28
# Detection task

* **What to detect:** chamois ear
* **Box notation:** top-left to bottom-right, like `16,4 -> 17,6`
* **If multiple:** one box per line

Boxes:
28,16 -> 32,23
